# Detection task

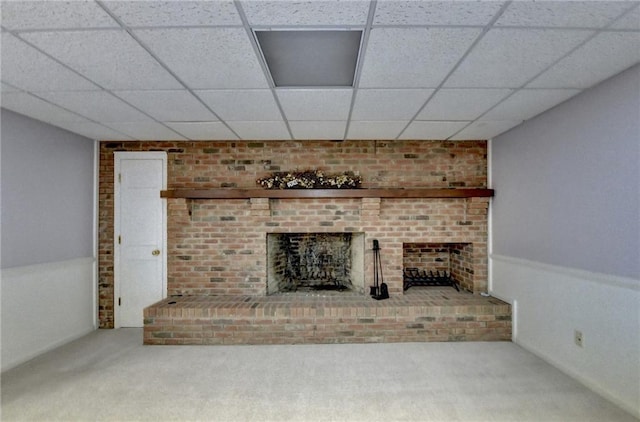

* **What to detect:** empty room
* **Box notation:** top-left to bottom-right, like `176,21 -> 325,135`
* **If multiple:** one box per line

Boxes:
1,1 -> 639,421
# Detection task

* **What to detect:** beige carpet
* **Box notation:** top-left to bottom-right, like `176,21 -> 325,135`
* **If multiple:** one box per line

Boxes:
1,329 -> 636,421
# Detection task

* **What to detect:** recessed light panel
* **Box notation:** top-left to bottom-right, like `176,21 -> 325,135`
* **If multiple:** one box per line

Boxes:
255,30 -> 362,87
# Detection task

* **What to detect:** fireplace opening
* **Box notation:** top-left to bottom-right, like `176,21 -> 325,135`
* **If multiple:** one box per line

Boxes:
267,233 -> 365,295
402,243 -> 473,291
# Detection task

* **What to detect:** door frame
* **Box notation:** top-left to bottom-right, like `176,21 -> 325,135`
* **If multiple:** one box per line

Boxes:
113,151 -> 167,328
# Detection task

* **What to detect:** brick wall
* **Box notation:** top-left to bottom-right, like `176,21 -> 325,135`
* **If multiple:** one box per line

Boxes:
99,140 -> 488,328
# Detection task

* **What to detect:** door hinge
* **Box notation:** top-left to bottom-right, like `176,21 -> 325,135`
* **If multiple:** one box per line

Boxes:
118,235 -> 121,244
118,297 -> 121,306
118,173 -> 122,183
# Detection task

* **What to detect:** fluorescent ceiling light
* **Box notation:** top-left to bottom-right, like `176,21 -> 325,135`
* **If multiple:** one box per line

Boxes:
255,30 -> 362,87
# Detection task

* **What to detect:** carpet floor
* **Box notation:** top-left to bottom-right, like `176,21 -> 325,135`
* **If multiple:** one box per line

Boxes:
1,328 -> 636,421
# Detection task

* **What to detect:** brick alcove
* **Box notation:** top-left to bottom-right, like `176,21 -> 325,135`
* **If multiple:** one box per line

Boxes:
403,242 -> 476,292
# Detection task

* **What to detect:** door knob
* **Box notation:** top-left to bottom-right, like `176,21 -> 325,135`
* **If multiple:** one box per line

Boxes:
152,249 -> 160,256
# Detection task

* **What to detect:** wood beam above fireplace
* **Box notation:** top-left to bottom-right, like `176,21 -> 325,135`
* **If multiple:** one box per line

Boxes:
160,188 -> 494,199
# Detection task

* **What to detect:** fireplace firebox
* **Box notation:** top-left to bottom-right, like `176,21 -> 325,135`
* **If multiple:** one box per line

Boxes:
267,232 -> 365,295
403,243 -> 474,291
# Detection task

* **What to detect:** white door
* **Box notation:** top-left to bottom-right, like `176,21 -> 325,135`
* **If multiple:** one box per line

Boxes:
114,152 -> 167,328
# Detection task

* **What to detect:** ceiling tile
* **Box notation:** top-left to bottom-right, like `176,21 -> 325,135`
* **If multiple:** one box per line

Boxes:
359,28 -> 481,88
527,32 -> 640,89
445,28 -> 593,88
134,28 -> 269,89
289,121 -> 347,140
1,34 -> 98,91
374,1 -> 505,26
35,91 -> 153,122
416,89 -> 512,120
449,120 -> 522,140
106,121 -> 187,140
276,89 -> 353,121
351,89 -> 433,120
611,6 -> 640,30
113,90 -> 217,122
21,30 -> 182,90
346,121 -> 408,139
164,122 -> 239,140
495,1 -> 632,28
482,89 -> 581,121
0,0 -> 119,30
240,0 -> 370,26
399,121 -> 469,140
53,121 -> 134,141
226,121 -> 291,140
196,90 -> 282,121
102,1 -> 242,27
1,92 -> 91,124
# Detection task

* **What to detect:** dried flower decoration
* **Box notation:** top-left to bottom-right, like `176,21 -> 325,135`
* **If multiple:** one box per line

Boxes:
257,169 -> 361,189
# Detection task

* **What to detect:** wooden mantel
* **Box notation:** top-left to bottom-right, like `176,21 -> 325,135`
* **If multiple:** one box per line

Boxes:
161,188 -> 494,199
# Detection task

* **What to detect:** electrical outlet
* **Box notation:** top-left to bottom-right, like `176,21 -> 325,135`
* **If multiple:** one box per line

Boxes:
574,330 -> 583,347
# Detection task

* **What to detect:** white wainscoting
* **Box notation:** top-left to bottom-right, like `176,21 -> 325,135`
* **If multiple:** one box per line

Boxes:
1,257 -> 96,372
490,254 -> 640,418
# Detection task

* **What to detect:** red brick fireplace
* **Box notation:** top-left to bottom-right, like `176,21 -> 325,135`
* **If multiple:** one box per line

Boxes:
99,140 -> 508,343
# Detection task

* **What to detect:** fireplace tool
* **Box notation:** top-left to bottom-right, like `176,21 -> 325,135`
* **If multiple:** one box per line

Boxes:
370,239 -> 389,300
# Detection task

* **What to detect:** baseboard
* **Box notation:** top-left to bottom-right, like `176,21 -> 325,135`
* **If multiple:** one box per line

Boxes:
516,337 -> 640,419
490,254 -> 640,418
1,257 -> 96,372
2,327 -> 96,373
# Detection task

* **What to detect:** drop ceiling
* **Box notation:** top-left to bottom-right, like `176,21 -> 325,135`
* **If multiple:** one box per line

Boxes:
1,0 -> 639,141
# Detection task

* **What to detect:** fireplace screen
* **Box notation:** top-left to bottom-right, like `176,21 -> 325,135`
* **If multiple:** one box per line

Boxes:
267,232 -> 365,295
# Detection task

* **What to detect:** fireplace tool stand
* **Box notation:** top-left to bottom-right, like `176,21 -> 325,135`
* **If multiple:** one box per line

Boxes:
370,239 -> 389,300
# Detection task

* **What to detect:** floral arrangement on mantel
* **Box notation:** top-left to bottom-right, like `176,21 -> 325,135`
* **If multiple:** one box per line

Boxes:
257,169 -> 362,189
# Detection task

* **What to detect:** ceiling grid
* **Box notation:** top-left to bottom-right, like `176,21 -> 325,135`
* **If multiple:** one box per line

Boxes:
234,0 -> 294,140
1,0 -> 638,141
343,0 -> 378,140
394,1 -> 513,141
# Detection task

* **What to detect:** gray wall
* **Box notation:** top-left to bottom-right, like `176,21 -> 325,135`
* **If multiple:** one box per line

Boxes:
492,64 -> 640,279
490,65 -> 640,416
1,109 -> 97,371
1,109 -> 95,268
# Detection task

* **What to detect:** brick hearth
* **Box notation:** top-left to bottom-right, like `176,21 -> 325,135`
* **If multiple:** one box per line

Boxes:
144,288 -> 511,345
